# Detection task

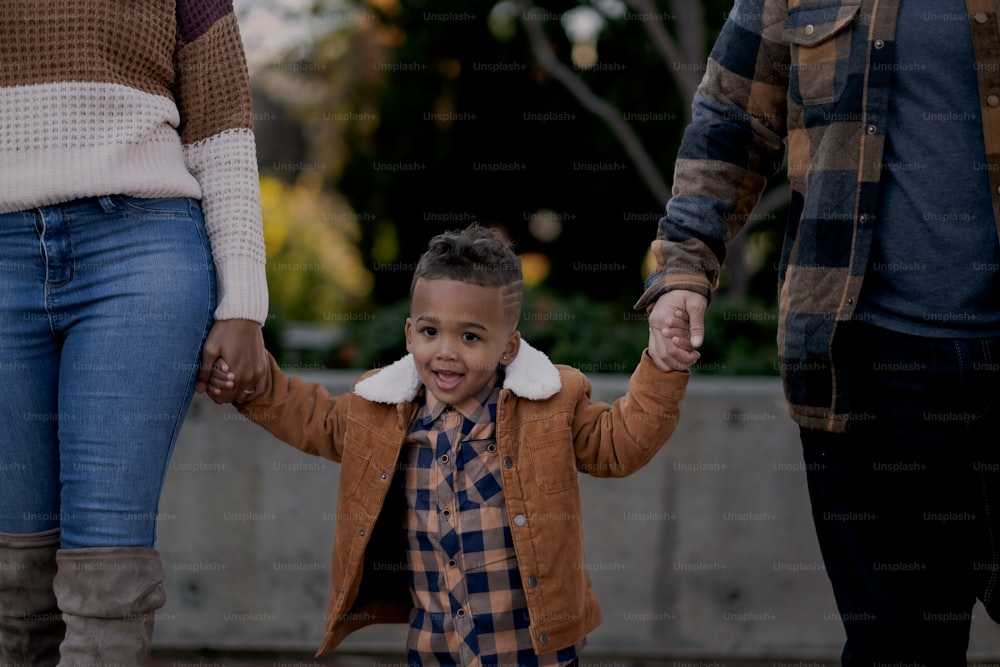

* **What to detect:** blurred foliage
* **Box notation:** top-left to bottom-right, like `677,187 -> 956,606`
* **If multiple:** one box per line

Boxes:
245,0 -> 786,375
260,173 -> 373,322
292,288 -> 778,377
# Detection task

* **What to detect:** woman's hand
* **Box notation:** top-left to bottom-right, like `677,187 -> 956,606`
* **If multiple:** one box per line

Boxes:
195,318 -> 268,404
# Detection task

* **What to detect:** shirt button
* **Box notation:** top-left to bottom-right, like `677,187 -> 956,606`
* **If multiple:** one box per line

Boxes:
539,633 -> 549,645
527,575 -> 538,587
866,124 -> 877,134
456,608 -> 467,618
989,95 -> 1000,108
448,558 -> 457,567
975,11 -> 988,23
873,39 -> 884,49
503,457 -> 514,469
442,509 -> 452,519
803,24 -> 815,36
440,454 -> 449,464
487,443 -> 497,453
514,514 -> 527,526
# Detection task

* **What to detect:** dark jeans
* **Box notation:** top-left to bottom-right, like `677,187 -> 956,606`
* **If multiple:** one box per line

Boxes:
801,322 -> 1000,667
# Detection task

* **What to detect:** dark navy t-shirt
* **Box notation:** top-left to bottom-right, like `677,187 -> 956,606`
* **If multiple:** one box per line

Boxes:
855,0 -> 1000,336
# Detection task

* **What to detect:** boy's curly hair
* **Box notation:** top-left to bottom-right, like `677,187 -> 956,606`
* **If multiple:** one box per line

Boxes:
410,223 -> 523,328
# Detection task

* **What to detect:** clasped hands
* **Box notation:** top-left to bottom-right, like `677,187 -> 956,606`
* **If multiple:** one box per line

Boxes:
646,289 -> 708,373
194,318 -> 268,404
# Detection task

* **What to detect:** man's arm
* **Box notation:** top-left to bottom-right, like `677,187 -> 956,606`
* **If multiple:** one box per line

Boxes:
638,0 -> 790,368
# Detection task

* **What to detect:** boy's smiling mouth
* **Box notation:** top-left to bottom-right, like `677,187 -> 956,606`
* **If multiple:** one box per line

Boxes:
432,369 -> 464,390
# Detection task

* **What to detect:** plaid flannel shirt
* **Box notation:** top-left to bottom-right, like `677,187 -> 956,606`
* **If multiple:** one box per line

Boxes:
401,377 -> 580,667
635,0 -> 1000,432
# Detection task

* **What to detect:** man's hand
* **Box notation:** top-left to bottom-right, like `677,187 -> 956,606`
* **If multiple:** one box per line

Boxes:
647,290 -> 708,372
195,319 -> 268,404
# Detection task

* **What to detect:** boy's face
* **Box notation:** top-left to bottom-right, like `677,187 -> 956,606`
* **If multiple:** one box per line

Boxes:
405,278 -> 521,406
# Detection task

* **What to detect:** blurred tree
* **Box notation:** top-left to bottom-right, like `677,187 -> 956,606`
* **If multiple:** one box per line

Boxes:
242,0 -> 787,373
259,172 -> 373,323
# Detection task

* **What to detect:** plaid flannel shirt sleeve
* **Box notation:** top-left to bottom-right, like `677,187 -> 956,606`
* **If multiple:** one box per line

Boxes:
635,0 -> 790,310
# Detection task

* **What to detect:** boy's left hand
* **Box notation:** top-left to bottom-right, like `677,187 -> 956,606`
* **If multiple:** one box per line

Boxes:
648,306 -> 697,372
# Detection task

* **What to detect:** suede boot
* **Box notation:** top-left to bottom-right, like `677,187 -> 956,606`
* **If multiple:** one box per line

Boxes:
0,528 -> 65,667
53,546 -> 166,667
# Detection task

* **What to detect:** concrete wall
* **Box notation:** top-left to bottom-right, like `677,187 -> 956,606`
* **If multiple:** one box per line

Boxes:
153,373 -> 1000,660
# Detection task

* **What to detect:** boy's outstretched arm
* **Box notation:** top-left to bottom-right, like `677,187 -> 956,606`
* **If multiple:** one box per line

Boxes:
226,352 -> 349,462
570,350 -> 689,478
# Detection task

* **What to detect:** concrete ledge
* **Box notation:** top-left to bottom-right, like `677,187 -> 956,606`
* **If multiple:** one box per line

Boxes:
154,373 -> 1000,658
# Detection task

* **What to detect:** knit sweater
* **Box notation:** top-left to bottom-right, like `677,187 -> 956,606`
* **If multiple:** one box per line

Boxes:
0,0 -> 268,323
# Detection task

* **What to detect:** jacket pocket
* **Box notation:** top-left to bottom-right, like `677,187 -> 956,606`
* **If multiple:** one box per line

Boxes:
783,2 -> 861,106
339,433 -> 373,501
526,428 -> 577,493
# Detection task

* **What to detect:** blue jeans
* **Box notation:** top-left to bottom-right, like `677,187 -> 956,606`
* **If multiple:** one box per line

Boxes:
802,321 -> 1000,666
0,196 -> 216,549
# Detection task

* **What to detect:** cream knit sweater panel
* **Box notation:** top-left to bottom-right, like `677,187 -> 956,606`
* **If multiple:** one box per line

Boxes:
0,0 -> 268,323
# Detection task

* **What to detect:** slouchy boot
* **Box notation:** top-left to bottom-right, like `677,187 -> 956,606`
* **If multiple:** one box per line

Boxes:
53,546 -> 166,667
0,528 -> 65,667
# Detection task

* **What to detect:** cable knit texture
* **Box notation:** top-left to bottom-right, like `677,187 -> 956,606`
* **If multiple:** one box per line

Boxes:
0,0 -> 268,323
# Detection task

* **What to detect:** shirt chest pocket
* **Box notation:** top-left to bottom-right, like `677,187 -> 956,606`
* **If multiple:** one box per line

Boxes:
783,2 -> 861,106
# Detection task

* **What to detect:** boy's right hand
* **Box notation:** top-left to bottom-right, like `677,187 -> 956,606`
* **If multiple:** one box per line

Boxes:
207,359 -> 236,399
207,359 -> 271,404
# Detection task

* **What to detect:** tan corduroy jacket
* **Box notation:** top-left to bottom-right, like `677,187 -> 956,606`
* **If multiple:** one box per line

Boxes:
238,340 -> 688,656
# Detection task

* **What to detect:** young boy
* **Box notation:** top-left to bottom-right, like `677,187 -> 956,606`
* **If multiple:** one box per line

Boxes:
210,224 -> 689,664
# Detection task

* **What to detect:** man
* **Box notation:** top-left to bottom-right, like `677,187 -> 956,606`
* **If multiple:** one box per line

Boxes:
638,0 -> 1000,664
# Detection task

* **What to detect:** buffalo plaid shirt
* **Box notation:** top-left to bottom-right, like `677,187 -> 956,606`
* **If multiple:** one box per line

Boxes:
635,0 -> 1000,432
401,375 -> 581,667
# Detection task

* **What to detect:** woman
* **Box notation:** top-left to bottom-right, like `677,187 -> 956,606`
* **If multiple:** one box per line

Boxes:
0,1 -> 268,664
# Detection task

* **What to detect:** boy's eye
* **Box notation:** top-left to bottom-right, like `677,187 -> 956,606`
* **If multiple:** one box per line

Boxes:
461,332 -> 479,342
421,327 -> 437,336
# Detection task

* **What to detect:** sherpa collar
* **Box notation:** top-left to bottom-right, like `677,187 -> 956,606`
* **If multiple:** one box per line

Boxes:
353,339 -> 561,404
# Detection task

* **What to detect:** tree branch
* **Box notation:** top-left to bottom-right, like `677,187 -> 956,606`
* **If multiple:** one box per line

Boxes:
516,0 -> 671,204
623,0 -> 701,118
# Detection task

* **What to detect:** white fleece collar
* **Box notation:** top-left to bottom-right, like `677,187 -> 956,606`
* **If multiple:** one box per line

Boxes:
353,339 -> 561,404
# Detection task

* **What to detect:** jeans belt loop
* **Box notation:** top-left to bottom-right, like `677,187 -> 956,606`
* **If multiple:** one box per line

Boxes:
97,195 -> 116,213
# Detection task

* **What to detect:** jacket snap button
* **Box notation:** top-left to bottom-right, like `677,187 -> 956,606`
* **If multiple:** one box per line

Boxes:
503,457 -> 513,469
527,575 -> 538,587
539,633 -> 549,645
804,24 -> 815,36
514,514 -> 527,526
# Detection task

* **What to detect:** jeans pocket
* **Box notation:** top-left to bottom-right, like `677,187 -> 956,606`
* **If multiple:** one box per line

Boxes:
114,195 -> 196,219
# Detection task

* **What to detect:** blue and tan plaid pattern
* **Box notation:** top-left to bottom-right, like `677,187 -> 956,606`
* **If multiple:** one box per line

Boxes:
635,0 -> 1000,432
401,376 -> 580,667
